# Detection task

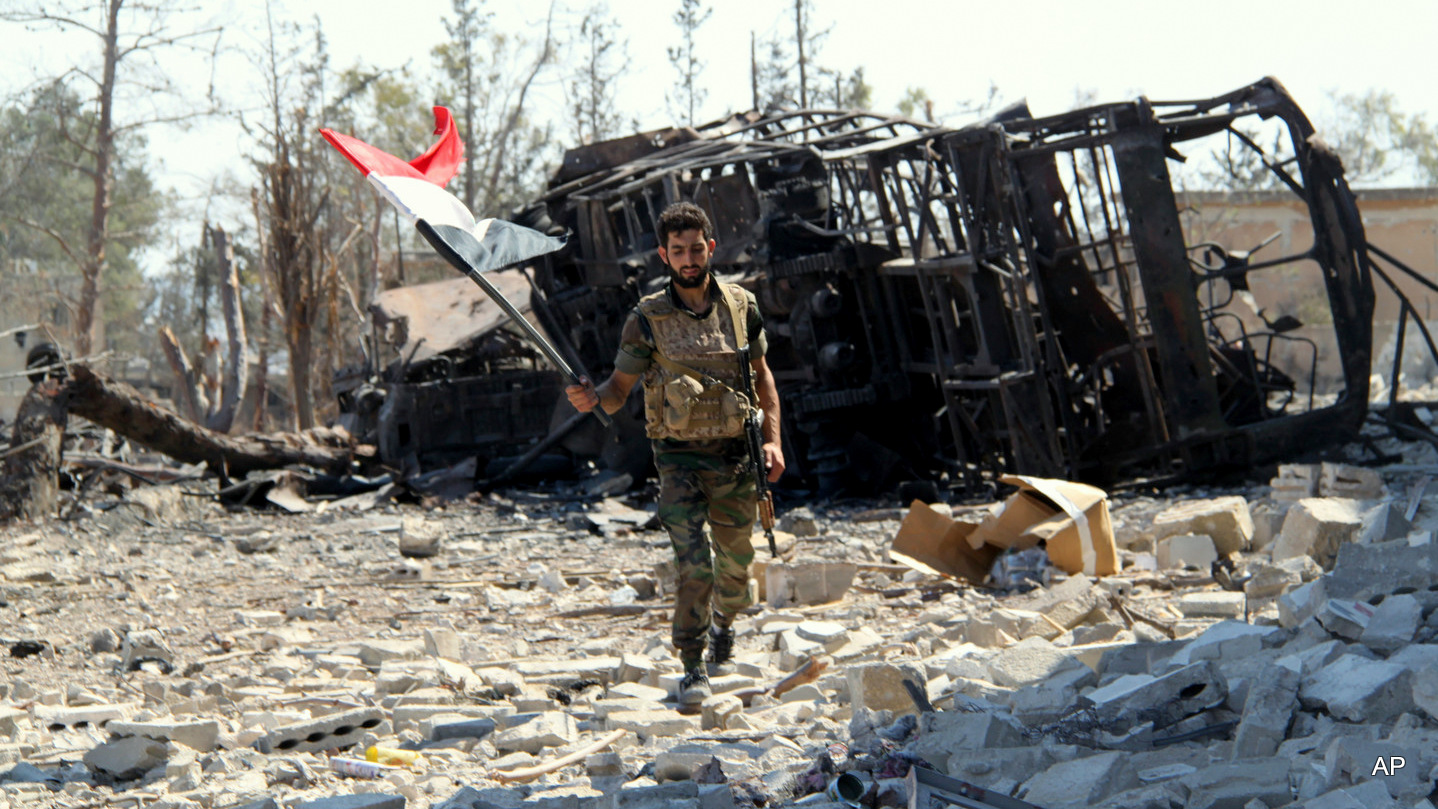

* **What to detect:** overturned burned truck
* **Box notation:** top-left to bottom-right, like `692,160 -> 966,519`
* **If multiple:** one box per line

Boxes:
342,77 -> 1374,495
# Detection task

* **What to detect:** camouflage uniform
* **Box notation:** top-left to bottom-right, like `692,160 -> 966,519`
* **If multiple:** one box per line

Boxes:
614,281 -> 767,667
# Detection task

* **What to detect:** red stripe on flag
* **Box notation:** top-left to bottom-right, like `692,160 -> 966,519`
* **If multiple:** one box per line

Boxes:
319,106 -> 463,187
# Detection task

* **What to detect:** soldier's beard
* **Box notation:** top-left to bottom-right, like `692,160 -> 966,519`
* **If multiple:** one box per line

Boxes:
670,265 -> 709,289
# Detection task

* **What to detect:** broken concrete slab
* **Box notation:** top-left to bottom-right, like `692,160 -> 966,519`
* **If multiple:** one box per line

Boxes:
1359,593 -> 1421,653
1325,538 -> 1438,601
1179,759 -> 1293,809
82,735 -> 169,781
1078,662 -> 1228,733
1279,579 -> 1329,630
764,563 -> 857,607
1156,533 -> 1218,570
1231,661 -> 1301,759
107,718 -> 221,752
1272,498 -> 1363,569
1017,750 -> 1138,807
845,662 -> 927,715
1151,496 -> 1253,555
491,712 -> 577,754
1300,654 -> 1415,724
1358,502 -> 1412,545
1176,591 -> 1246,619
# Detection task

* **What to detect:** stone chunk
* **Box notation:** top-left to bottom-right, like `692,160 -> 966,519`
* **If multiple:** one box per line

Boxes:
1316,599 -> 1373,641
1359,502 -> 1412,545
1156,534 -> 1217,570
121,629 -> 175,672
296,796 -> 407,809
1179,621 -> 1282,663
108,719 -> 221,752
83,736 -> 169,781
1018,751 -> 1137,807
1151,497 -> 1253,554
1300,654 -> 1414,723
845,662 -> 927,714
605,710 -> 698,739
914,711 -> 1025,766
1272,498 -> 1363,569
984,637 -> 1083,688
1231,661 -> 1300,759
765,563 -> 856,607
701,695 -> 742,731
1243,561 -> 1302,599
1176,591 -> 1245,619
491,712 -> 576,754
1359,593 -> 1420,653
1079,662 -> 1227,733
1180,759 -> 1292,809
1326,539 -> 1438,601
353,640 -> 425,668
1279,579 -> 1328,630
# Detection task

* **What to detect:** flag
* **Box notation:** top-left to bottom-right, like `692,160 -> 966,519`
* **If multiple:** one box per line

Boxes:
319,106 -> 566,274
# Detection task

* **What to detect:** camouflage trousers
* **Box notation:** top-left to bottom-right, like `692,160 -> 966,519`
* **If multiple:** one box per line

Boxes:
654,438 -> 757,667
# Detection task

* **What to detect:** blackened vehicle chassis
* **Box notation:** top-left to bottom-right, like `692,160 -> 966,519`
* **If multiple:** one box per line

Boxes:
392,78 -> 1386,495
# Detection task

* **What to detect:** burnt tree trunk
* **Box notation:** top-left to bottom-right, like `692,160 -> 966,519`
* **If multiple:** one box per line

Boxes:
0,379 -> 69,521
66,365 -> 352,476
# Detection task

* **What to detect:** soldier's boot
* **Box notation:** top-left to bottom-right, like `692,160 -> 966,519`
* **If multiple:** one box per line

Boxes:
707,624 -> 736,676
679,666 -> 711,708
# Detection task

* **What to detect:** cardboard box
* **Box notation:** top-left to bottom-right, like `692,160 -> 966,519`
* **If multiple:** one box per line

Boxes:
970,475 -> 1118,577
889,476 -> 1118,584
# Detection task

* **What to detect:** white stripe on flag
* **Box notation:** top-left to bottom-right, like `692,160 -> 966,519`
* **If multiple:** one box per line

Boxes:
367,174 -> 476,232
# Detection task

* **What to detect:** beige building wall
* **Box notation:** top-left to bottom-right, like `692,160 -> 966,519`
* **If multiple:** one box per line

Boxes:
1178,188 -> 1438,396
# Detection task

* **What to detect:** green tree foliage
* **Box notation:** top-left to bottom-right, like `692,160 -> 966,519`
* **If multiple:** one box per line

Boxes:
1322,89 -> 1438,185
433,0 -> 558,217
666,0 -> 711,126
0,82 -> 162,357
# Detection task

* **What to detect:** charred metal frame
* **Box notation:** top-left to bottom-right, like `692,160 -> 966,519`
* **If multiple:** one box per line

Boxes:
358,78 -> 1378,493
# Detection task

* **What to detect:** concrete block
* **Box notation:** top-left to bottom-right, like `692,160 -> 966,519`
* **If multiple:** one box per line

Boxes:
1096,641 -> 1187,679
1359,593 -> 1421,653
701,695 -> 742,731
1152,497 -> 1253,554
1079,662 -> 1227,733
914,711 -> 1025,766
793,621 -> 847,645
1180,621 -> 1282,663
423,628 -> 461,660
1156,534 -> 1218,570
1320,462 -> 1386,500
608,682 -> 669,702
1271,464 -> 1319,503
1300,655 -> 1414,724
82,736 -> 169,780
1243,561 -> 1303,599
614,653 -> 658,684
605,710 -> 697,740
941,746 -> 1053,793
1272,498 -> 1363,569
492,712 -> 576,754
254,707 -> 384,755
32,702 -> 136,730
765,563 -> 856,607
984,637 -> 1084,688
107,719 -> 221,752
1231,661 -> 1300,759
429,718 -> 496,741
1316,600 -> 1373,641
614,781 -> 699,809
1018,751 -> 1137,806
1359,502 -> 1412,545
354,640 -> 425,668
845,662 -> 927,714
515,657 -> 621,685
296,795 -> 407,809
1326,539 -> 1438,601
1176,591 -> 1245,619
1180,759 -> 1292,809
1279,579 -> 1328,630
1006,575 -> 1106,631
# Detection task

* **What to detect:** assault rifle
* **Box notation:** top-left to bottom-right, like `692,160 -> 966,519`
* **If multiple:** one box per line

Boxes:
736,346 -> 778,557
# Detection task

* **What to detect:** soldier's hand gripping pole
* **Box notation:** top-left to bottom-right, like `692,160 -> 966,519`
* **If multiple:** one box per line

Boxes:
737,346 -> 778,556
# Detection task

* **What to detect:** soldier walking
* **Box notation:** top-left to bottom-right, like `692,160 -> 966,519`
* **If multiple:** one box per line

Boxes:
566,202 -> 785,707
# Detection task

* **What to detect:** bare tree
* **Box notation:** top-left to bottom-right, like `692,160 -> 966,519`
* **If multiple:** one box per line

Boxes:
666,0 -> 711,126
0,0 -> 221,356
567,3 -> 630,145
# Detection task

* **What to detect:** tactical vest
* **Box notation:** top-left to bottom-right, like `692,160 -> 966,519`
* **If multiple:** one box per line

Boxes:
637,282 -> 754,441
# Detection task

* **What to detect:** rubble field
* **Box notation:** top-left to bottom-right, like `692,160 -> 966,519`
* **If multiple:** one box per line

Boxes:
5,440 -> 1438,809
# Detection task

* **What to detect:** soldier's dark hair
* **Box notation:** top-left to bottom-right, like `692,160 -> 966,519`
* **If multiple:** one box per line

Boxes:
656,202 -> 713,247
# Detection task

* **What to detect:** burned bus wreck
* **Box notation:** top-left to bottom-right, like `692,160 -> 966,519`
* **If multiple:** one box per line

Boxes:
342,77 -> 1375,495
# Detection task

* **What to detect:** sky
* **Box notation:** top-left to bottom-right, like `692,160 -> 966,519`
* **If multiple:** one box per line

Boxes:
2,0 -> 1436,267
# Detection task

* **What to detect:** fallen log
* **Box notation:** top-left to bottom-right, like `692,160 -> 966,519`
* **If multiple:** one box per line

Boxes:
65,364 -> 354,476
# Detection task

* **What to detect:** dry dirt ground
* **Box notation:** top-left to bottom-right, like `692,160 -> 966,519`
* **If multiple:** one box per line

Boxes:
2,429 -> 1438,809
